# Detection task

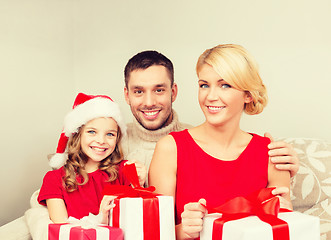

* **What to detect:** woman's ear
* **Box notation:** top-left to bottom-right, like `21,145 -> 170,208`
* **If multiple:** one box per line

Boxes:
244,91 -> 253,103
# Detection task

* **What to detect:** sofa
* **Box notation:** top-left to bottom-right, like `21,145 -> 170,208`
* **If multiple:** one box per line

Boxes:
0,137 -> 330,239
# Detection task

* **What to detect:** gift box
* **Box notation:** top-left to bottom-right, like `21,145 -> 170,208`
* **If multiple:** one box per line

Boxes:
200,211 -> 320,240
109,195 -> 175,240
49,223 -> 123,240
103,163 -> 176,240
200,188 -> 320,240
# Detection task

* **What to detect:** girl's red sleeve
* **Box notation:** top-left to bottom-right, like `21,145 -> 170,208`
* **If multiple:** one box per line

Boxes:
37,168 -> 64,206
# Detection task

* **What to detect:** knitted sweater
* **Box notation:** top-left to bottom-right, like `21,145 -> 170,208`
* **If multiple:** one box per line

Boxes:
121,110 -> 192,184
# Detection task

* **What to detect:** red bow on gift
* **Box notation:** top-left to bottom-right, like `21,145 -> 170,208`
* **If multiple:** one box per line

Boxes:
102,163 -> 158,198
203,188 -> 291,240
103,163 -> 162,240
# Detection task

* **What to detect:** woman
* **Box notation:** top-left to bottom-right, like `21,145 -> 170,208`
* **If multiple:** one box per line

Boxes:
149,44 -> 292,239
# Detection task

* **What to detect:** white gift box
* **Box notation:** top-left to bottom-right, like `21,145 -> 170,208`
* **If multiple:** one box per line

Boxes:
109,195 -> 175,240
200,211 -> 320,240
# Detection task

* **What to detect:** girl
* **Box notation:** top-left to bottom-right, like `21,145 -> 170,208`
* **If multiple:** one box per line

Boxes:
149,44 -> 292,239
38,93 -> 146,224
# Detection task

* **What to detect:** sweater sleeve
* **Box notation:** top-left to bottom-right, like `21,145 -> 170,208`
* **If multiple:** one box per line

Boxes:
37,169 -> 64,206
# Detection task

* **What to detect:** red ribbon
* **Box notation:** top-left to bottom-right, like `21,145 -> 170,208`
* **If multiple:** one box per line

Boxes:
102,163 -> 158,198
102,163 -> 161,240
204,188 -> 290,240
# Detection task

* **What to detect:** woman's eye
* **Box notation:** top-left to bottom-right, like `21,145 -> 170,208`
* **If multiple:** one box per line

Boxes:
199,84 -> 209,88
221,84 -> 231,89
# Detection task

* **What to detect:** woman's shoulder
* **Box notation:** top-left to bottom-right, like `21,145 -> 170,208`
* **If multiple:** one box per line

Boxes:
169,128 -> 188,137
250,133 -> 271,144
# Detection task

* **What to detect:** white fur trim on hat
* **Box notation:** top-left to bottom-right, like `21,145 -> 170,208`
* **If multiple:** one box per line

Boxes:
63,97 -> 127,137
49,153 -> 68,169
49,93 -> 127,169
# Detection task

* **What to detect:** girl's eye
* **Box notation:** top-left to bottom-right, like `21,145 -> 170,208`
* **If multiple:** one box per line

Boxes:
87,130 -> 96,134
221,84 -> 231,89
106,133 -> 115,137
199,84 -> 209,88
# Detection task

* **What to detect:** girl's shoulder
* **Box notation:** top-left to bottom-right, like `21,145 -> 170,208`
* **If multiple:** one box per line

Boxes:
43,167 -> 65,180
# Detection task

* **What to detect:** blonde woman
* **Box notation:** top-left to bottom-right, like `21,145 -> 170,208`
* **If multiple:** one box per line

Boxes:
149,44 -> 292,239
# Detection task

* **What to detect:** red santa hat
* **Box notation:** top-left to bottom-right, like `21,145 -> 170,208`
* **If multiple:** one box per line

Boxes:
49,93 -> 127,169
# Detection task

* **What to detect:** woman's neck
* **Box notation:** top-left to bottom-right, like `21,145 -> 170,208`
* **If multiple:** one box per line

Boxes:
191,121 -> 251,160
203,121 -> 244,146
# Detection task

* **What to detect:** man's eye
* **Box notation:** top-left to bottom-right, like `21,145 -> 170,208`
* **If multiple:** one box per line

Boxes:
155,89 -> 164,93
134,90 -> 143,94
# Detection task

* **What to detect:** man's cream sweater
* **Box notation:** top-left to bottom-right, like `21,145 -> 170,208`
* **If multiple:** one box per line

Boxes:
121,110 -> 191,178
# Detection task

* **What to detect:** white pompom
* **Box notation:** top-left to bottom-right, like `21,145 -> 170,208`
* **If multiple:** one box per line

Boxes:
49,153 -> 67,169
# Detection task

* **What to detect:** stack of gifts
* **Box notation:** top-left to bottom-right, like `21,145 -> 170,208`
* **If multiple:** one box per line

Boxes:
48,214 -> 124,240
200,188 -> 320,240
47,164 -> 175,240
103,163 -> 176,240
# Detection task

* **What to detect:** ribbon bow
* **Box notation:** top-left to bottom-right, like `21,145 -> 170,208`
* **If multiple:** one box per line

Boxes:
66,213 -> 102,229
204,188 -> 290,240
102,163 -> 158,198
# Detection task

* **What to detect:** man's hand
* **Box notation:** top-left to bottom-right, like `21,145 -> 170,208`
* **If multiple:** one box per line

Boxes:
264,132 -> 299,177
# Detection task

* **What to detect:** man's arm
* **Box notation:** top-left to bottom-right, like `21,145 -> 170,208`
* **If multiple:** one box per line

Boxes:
264,132 -> 299,177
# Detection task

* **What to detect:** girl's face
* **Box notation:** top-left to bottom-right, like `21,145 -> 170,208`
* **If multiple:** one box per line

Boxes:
80,117 -> 118,167
198,64 -> 252,127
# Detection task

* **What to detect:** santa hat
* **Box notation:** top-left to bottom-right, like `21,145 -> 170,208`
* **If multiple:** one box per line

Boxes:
49,93 -> 127,169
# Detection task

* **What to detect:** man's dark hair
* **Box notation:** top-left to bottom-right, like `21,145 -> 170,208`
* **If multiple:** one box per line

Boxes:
124,50 -> 174,87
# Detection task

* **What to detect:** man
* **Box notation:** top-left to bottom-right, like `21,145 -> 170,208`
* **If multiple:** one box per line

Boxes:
5,50 -> 298,240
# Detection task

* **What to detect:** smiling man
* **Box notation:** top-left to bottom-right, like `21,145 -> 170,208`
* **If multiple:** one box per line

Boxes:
121,51 -> 191,178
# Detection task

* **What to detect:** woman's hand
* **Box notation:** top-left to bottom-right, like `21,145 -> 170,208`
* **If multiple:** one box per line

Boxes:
99,195 -> 117,225
126,159 -> 147,187
178,199 -> 207,239
271,186 -> 293,210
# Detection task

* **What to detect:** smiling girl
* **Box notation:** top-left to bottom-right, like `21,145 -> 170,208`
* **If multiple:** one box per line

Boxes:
149,44 -> 292,239
38,93 -> 146,224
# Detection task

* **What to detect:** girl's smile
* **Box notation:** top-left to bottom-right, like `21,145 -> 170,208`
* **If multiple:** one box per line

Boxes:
80,117 -> 118,171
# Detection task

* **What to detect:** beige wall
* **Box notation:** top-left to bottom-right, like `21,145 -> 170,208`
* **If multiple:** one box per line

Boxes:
1,0 -> 330,226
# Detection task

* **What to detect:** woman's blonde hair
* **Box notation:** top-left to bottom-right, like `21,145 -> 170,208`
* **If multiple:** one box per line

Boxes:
196,44 -> 268,115
63,124 -> 124,192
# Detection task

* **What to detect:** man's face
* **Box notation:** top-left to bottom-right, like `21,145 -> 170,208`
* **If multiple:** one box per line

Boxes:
124,65 -> 177,130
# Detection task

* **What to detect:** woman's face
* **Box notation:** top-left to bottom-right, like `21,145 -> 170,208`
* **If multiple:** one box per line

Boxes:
197,64 -> 252,127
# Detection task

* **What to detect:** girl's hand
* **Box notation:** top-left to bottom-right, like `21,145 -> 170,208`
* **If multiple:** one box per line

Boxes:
126,159 -> 147,187
99,195 -> 117,225
179,199 -> 207,239
271,186 -> 293,210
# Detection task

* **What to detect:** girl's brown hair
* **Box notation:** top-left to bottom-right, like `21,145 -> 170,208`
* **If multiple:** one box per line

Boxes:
63,124 -> 123,192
